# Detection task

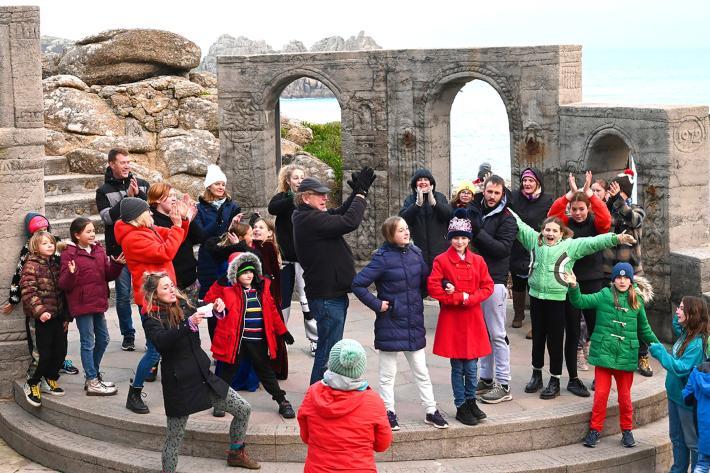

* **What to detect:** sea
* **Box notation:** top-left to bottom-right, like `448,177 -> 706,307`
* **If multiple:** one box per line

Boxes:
279,47 -> 710,191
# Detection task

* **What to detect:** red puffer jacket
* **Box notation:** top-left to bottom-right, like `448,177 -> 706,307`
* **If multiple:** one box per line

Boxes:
59,242 -> 123,317
204,276 -> 287,365
297,382 -> 392,472
113,220 -> 188,309
427,245 -> 494,359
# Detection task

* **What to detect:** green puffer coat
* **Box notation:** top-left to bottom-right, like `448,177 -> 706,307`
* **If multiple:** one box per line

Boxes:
568,278 -> 659,371
512,211 -> 620,301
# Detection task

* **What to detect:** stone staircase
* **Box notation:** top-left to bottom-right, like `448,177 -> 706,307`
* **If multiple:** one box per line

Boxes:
43,155 -> 105,242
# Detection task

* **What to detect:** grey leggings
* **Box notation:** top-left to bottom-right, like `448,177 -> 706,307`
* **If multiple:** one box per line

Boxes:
162,387 -> 251,472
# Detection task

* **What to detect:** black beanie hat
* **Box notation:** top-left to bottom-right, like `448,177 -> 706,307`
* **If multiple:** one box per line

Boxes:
120,197 -> 149,222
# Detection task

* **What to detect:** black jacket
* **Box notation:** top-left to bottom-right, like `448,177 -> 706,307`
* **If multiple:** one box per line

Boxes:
150,208 -> 206,289
268,191 -> 298,262
143,303 -> 228,418
508,167 -> 553,276
292,193 -> 365,299
398,169 -> 453,269
96,168 -> 149,257
470,190 -> 518,285
567,216 -> 605,282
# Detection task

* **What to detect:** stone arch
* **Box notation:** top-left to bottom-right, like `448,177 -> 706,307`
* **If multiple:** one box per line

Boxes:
261,67 -> 347,110
581,125 -> 638,186
418,64 -> 523,191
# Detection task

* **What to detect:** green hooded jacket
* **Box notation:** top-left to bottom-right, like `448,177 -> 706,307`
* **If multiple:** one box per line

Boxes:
512,212 -> 619,301
569,279 -> 659,371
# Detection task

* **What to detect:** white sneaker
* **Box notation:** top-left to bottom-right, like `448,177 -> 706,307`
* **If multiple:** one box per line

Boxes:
85,378 -> 117,396
310,341 -> 317,357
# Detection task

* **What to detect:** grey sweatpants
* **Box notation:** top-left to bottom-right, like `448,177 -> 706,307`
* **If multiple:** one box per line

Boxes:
479,284 -> 511,384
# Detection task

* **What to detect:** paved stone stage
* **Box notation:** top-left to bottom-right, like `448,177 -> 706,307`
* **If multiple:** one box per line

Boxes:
0,297 -> 672,472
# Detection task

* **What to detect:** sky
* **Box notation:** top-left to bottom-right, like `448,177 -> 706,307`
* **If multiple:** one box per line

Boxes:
5,0 -> 709,54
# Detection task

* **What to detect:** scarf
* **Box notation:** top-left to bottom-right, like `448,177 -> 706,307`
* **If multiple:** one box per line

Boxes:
211,198 -> 227,209
322,369 -> 368,391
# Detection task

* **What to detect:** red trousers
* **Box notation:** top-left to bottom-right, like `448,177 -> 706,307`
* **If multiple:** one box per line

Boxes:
590,366 -> 634,432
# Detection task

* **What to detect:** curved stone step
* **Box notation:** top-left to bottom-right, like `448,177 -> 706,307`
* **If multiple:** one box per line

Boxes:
44,174 -> 104,196
0,400 -> 671,473
44,192 -> 98,221
11,371 -> 668,463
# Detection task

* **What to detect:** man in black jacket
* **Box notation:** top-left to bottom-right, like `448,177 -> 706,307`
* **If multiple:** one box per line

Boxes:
293,168 -> 375,384
95,148 -> 149,351
470,175 -> 518,404
399,169 -> 453,269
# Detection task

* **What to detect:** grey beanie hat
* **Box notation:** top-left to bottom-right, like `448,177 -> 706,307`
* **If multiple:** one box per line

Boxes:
120,197 -> 150,222
327,339 -> 367,379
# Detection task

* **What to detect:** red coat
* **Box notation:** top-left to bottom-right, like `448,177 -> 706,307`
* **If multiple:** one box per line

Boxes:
427,246 -> 494,359
547,194 -> 611,233
204,277 -> 287,365
113,220 -> 188,308
59,242 -> 123,317
297,382 -> 392,472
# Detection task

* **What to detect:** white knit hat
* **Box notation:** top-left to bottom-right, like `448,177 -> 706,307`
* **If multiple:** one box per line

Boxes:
204,165 -> 227,189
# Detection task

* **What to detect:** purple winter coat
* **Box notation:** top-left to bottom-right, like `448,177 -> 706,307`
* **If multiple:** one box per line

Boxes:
59,242 -> 123,317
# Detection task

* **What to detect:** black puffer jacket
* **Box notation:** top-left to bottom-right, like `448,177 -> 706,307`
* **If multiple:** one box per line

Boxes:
268,191 -> 298,262
469,190 -> 518,285
143,303 -> 228,418
398,169 -> 453,269
508,167 -> 553,276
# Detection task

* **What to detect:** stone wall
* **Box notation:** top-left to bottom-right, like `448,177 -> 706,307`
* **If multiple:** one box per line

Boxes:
0,6 -> 46,397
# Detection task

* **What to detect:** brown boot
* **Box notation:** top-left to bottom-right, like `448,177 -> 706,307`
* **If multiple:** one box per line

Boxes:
227,448 -> 261,469
511,290 -> 526,328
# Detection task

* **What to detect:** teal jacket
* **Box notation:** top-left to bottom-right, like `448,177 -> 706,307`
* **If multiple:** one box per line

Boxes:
512,212 -> 619,301
649,315 -> 706,409
569,283 -> 659,371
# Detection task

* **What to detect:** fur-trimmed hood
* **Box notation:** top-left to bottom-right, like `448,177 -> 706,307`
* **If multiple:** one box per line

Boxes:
634,275 -> 654,303
226,251 -> 262,284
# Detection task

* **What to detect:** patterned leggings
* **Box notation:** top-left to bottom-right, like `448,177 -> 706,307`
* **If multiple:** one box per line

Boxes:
162,387 -> 251,472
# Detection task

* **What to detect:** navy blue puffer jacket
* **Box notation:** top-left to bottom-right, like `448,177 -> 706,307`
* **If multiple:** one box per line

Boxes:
352,243 -> 429,352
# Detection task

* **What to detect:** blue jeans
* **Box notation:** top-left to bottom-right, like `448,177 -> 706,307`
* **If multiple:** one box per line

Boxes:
695,453 -> 710,473
309,295 -> 349,385
133,315 -> 160,388
115,266 -> 135,338
450,358 -> 478,408
669,399 -> 698,473
75,314 -> 110,380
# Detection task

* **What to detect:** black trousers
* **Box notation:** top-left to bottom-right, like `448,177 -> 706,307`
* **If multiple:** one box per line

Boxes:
564,278 -> 606,379
530,296 -> 566,376
511,274 -> 528,292
219,340 -> 285,403
27,317 -> 67,385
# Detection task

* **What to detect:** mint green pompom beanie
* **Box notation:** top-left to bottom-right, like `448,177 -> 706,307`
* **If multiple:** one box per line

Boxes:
328,339 -> 367,379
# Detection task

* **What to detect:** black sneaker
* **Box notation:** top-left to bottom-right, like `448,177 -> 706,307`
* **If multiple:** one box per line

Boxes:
212,406 -> 225,417
455,403 -> 478,426
465,398 -> 487,420
567,378 -> 590,398
583,429 -> 600,448
59,359 -> 79,375
622,430 -> 636,448
424,410 -> 449,429
387,410 -> 400,431
278,400 -> 295,419
121,336 -> 135,352
24,382 -> 41,407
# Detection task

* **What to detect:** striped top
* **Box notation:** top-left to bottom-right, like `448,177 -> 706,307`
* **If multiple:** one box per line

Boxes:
242,288 -> 264,343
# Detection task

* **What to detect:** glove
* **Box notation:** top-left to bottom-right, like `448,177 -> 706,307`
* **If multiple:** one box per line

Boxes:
648,342 -> 664,359
283,331 -> 295,345
353,166 -> 376,196
415,186 -> 424,206
346,171 -> 360,193
427,189 -> 436,207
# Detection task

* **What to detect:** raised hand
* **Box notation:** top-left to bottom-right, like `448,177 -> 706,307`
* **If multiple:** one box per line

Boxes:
583,171 -> 594,197
227,232 -> 239,244
169,206 -> 182,227
568,173 -> 579,193
609,181 -> 621,197
68,260 -> 77,274
415,186 -> 424,207
127,177 -> 139,197
617,232 -> 637,246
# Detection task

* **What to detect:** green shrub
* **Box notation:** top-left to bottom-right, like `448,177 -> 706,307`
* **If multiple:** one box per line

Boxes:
302,121 -> 342,188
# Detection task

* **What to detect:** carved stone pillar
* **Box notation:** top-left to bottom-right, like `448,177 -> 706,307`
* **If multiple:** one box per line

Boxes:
0,6 -> 46,397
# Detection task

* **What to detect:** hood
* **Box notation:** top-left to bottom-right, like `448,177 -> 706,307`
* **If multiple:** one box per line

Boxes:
633,275 -> 654,304
519,167 -> 545,196
473,186 -> 513,217
309,382 -> 368,419
694,363 -> 710,393
227,251 -> 263,283
409,168 -> 437,193
24,212 -> 51,238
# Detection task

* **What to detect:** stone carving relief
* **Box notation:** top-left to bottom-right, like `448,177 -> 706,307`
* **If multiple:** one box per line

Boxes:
673,116 -> 706,153
220,93 -> 264,132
